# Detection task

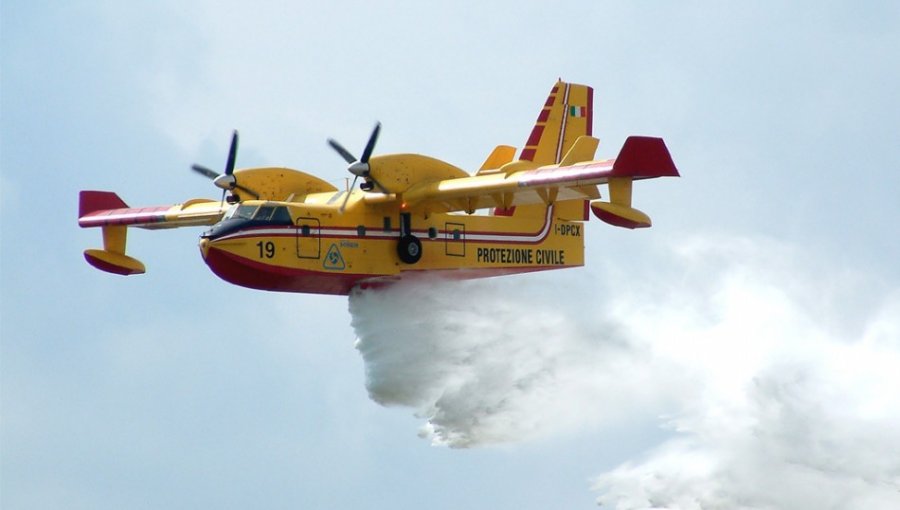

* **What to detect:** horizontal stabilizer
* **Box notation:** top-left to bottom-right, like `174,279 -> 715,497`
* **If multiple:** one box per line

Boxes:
559,136 -> 599,166
477,145 -> 517,174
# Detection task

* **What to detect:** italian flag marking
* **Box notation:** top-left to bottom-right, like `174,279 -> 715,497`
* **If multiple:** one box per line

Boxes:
568,105 -> 586,117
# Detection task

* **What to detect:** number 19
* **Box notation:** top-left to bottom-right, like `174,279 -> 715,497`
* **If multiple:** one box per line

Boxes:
256,241 -> 275,259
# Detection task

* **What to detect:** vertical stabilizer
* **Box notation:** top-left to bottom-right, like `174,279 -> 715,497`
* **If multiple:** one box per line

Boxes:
519,80 -> 594,165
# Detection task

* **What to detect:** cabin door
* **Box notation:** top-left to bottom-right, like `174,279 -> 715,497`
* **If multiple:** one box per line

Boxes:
296,217 -> 321,259
445,222 -> 465,257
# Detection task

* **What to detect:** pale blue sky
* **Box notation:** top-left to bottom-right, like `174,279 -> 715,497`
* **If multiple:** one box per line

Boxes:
3,1 -> 899,509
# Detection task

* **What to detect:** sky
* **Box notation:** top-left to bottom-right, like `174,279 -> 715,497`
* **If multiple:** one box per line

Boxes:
2,1 -> 899,509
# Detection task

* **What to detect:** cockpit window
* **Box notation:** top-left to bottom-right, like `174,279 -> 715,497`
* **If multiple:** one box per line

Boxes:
255,206 -> 276,221
224,204 -> 291,222
226,204 -> 257,220
270,206 -> 292,224
253,205 -> 292,224
252,205 -> 292,225
204,204 -> 292,240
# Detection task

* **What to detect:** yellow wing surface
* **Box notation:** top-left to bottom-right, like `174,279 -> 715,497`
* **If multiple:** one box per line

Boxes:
394,136 -> 678,220
78,166 -> 341,275
78,191 -> 226,274
361,80 -> 678,226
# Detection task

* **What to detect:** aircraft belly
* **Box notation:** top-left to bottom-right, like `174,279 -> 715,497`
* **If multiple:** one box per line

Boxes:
201,233 -> 395,295
203,245 -> 371,295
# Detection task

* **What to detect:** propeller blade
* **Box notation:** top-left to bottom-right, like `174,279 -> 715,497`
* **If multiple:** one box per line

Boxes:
192,129 -> 250,203
360,122 -> 381,163
368,174 -> 389,194
339,175 -> 359,213
192,164 -> 219,180
327,139 -> 357,164
328,122 -> 385,198
225,130 -> 239,175
234,183 -> 260,199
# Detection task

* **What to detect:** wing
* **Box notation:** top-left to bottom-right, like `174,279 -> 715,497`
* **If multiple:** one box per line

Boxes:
78,191 -> 226,229
78,191 -> 226,275
396,136 -> 679,227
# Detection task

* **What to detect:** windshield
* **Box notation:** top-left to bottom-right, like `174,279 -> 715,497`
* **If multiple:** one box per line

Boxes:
225,204 -> 258,220
204,204 -> 293,240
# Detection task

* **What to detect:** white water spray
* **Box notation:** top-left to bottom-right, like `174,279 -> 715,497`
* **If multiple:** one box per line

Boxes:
349,235 -> 900,508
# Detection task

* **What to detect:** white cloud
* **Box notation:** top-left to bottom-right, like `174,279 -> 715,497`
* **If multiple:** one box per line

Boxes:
593,238 -> 900,509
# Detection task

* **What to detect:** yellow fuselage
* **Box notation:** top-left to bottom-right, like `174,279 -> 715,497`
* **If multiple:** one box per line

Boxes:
200,194 -> 585,295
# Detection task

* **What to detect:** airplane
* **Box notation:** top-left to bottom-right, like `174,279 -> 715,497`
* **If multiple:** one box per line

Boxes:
78,80 -> 679,295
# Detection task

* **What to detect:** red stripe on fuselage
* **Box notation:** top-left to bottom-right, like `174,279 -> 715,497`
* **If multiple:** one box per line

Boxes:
214,207 -> 554,245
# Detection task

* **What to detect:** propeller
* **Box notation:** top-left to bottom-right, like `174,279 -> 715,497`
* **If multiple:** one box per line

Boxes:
327,122 -> 385,212
191,130 -> 260,204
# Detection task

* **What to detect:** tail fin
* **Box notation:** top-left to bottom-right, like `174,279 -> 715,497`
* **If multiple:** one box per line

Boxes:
519,80 -> 594,165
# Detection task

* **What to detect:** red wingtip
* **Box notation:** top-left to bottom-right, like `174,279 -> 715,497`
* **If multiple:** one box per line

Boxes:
79,191 -> 128,218
612,137 -> 680,178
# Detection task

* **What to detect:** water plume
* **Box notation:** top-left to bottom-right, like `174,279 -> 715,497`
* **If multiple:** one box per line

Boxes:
349,235 -> 900,508
349,271 -> 674,447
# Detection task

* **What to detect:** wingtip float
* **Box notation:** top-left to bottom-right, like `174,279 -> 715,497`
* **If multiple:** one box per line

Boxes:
78,80 -> 679,295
